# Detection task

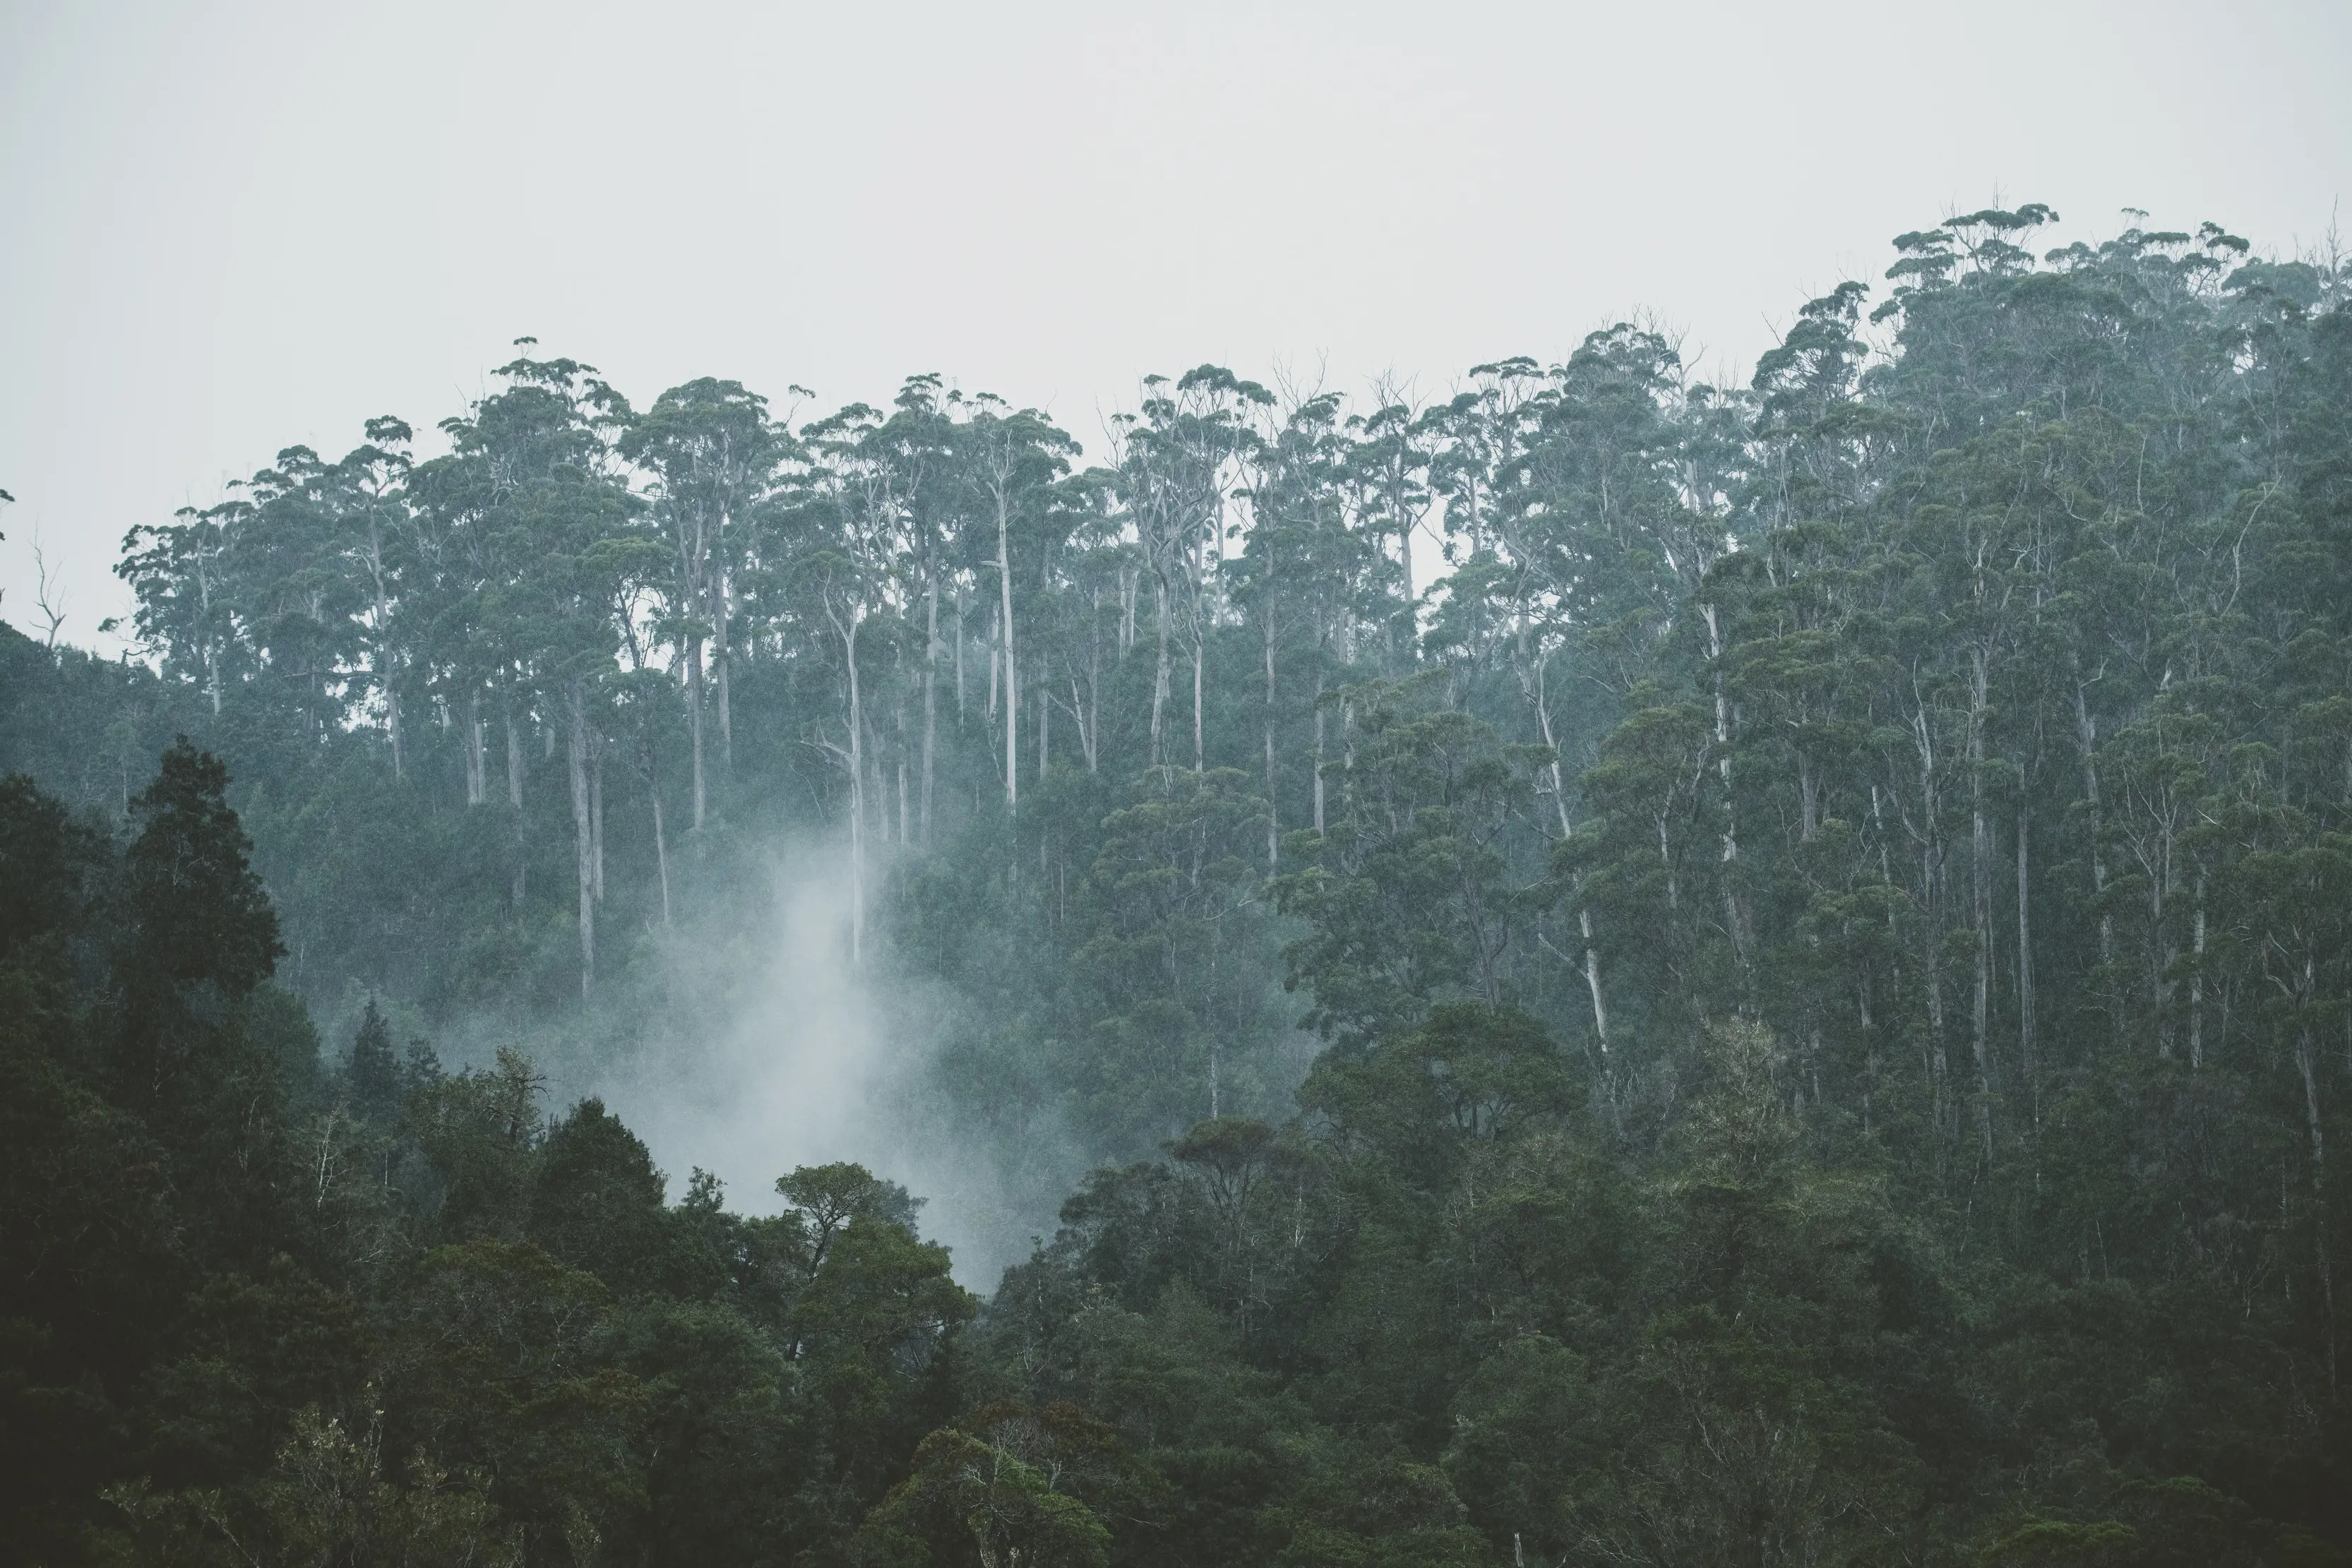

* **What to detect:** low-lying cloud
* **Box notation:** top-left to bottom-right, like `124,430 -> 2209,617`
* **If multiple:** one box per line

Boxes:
598,842 -> 1052,1288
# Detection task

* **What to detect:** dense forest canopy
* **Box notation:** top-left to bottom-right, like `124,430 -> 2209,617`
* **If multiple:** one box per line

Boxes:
4,205 -> 2351,1565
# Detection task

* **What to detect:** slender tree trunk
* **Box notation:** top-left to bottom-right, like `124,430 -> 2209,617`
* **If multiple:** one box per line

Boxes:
1342,695 -> 1356,815
2296,1007 -> 2338,1393
681,644 -> 705,832
2189,871 -> 2207,1069
1702,603 -> 1748,966
648,748 -> 672,927
1264,618 -> 1279,868
1085,592 -> 1102,773
465,690 -> 486,807
1038,664 -> 1049,781
2017,801 -> 2036,1117
1969,647 -> 1995,1170
1313,683 -> 1326,836
998,495 -> 1017,811
715,570 -> 734,772
367,543 -> 404,777
1924,839 -> 1947,1149
1542,731 -> 1573,842
504,693 -> 525,810
922,565 -> 938,844
590,728 -> 604,904
2075,683 -> 2112,964
1193,633 -> 1205,774
1151,579 -> 1171,775
1915,705 -> 1949,1157
2154,818 -> 2178,1060
686,638 -> 708,831
1536,678 -> 1610,1053
955,588 -> 967,724
840,605 -> 866,965
386,679 -> 404,778
1185,639 -> 1204,775
1072,675 -> 1096,772
566,680 -> 595,998
1579,911 -> 1611,1053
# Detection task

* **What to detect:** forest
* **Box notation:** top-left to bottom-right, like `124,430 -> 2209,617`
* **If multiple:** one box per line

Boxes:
4,204 -> 2351,1565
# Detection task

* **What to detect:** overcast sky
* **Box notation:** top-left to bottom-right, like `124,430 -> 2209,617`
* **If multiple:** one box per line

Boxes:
3,0 -> 2346,649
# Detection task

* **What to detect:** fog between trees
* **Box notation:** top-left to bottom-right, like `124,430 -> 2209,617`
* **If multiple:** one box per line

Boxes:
4,204 -> 2351,1564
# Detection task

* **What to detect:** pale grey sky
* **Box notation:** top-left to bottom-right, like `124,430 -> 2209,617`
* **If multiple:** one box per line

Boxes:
4,0 -> 2346,648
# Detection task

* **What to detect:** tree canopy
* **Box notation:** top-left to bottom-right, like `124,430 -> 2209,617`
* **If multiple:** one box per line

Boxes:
3,205 -> 2350,1565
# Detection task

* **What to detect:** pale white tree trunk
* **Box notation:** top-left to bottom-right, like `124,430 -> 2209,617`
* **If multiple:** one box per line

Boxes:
1313,686 -> 1326,836
1150,579 -> 1171,774
1535,669 -> 1609,1055
2188,871 -> 2205,1069
998,489 -> 1017,811
2017,803 -> 2036,1108
2293,983 -> 2337,1392
590,727 -> 605,905
685,637 -> 708,830
922,564 -> 938,844
1263,618 -> 1279,868
1969,645 -> 1994,1167
465,690 -> 486,806
566,680 -> 596,997
2076,683 -> 2113,965
715,568 -> 734,771
1193,633 -> 1205,773
832,599 -> 867,966
505,695 -> 526,810
649,751 -> 672,926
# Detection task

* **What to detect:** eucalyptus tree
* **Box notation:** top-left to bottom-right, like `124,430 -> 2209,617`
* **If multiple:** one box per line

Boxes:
1345,388 -> 1434,666
1040,466 -> 1130,781
119,500 -> 241,717
1231,389 -> 1356,863
1443,328 -> 1715,1058
337,419 -> 418,775
16,200 -> 2352,1567
959,395 -> 1079,811
232,445 -> 371,746
408,411 -> 532,815
514,357 -> 637,992
785,402 -> 911,962
619,377 -> 788,830
1272,673 -> 1547,1051
1426,357 -> 1544,564
868,376 -> 962,842
412,347 -> 638,988
1114,366 -> 1269,777
116,427 -> 413,767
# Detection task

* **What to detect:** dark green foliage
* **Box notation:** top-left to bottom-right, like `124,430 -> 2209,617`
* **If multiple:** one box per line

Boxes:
0,759 -> 984,1565
527,1098 -> 696,1298
117,738 -> 282,1008
0,773 -> 105,968
4,207 -> 2351,1564
0,966 -> 179,1565
345,998 -> 401,1125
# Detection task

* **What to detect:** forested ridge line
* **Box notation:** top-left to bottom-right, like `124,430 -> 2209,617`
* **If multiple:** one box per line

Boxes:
4,204 -> 2351,1564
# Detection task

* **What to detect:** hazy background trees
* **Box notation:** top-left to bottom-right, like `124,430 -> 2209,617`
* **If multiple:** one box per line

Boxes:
5,207 -> 2351,1564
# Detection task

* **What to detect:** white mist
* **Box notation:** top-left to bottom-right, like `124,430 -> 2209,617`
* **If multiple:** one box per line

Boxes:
599,842 -> 1046,1288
